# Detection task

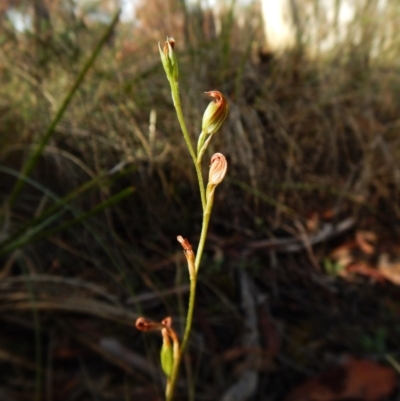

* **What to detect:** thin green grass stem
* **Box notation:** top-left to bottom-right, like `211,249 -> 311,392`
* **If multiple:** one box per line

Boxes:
1,165 -> 136,252
7,10 -> 121,208
169,81 -> 206,210
0,167 -> 135,294
25,187 -> 134,244
1,185 -> 134,254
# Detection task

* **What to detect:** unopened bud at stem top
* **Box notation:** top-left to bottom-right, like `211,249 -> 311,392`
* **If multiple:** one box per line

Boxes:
158,37 -> 178,82
201,91 -> 229,136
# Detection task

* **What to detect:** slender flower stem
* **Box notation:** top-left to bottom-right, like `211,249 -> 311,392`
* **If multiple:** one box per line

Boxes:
165,353 -> 181,401
169,80 -> 206,211
165,272 -> 196,401
195,160 -> 207,209
166,195 -> 214,401
167,326 -> 181,400
195,192 -> 214,272
197,130 -> 207,155
180,270 -> 197,354
158,40 -> 228,401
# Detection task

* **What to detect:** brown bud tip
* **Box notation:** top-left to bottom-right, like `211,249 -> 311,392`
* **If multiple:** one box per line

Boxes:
177,236 -> 193,252
205,90 -> 223,103
208,153 -> 228,186
135,317 -> 149,331
202,91 -> 229,135
163,36 -> 175,56
135,317 -> 163,332
161,316 -> 172,328
168,37 -> 175,49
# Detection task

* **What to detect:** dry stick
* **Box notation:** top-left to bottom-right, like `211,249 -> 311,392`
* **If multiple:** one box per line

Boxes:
7,10 -> 121,208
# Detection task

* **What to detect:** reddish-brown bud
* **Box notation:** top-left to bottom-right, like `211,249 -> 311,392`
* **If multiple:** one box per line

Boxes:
163,37 -> 175,56
135,317 -> 164,332
161,316 -> 172,328
177,236 -> 196,277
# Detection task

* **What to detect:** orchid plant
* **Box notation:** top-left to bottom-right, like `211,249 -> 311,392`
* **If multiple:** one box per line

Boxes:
135,37 -> 229,401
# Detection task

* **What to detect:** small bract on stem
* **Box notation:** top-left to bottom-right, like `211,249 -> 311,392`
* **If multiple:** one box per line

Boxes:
136,37 -> 229,401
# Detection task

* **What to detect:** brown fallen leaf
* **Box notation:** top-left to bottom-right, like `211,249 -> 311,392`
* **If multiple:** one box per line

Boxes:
284,357 -> 397,401
378,254 -> 400,285
330,241 -> 357,269
355,230 -> 377,255
345,262 -> 387,283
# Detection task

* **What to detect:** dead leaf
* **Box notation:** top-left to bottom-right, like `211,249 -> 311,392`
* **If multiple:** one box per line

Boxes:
355,231 -> 377,255
378,254 -> 400,285
345,263 -> 386,283
284,357 -> 397,401
330,241 -> 356,269
306,212 -> 320,233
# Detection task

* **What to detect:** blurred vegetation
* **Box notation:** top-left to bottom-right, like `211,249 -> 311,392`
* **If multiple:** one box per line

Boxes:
0,0 -> 399,400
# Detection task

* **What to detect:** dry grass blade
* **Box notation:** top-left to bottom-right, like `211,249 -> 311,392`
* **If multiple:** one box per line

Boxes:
0,276 -> 138,325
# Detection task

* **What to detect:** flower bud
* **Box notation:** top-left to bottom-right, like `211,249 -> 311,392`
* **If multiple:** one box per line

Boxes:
135,317 -> 164,332
208,153 -> 227,186
177,236 -> 196,278
161,316 -> 172,328
158,37 -> 178,82
160,328 -> 173,377
201,91 -> 229,136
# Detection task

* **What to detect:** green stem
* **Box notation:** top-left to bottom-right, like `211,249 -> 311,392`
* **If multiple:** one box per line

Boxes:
169,80 -> 206,211
165,193 -> 214,401
182,192 -> 213,351
195,160 -> 206,211
165,272 -> 196,401
195,190 -> 214,272
180,272 -> 197,354
197,130 -> 207,155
